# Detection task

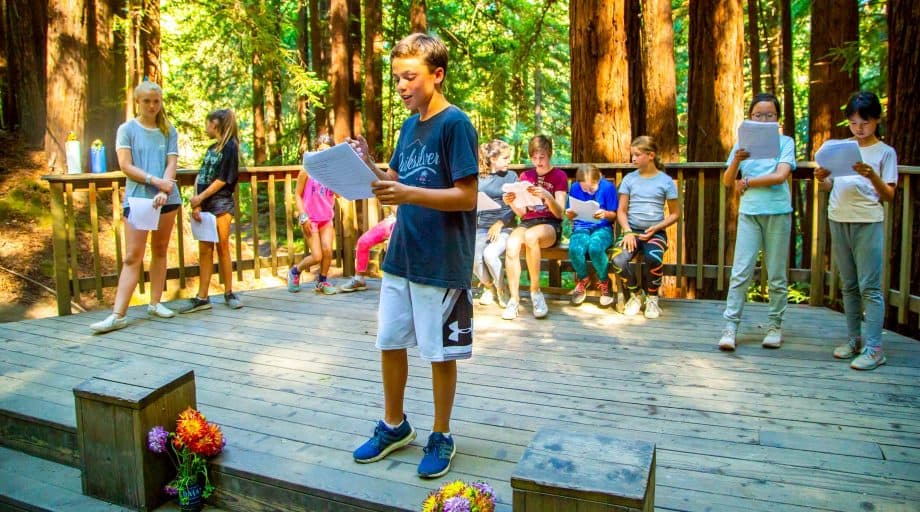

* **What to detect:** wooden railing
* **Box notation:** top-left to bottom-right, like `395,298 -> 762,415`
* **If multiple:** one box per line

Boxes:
42,163 -> 920,335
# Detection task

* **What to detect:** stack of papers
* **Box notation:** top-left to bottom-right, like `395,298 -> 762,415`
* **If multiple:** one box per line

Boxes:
569,197 -> 601,222
191,212 -> 219,242
302,143 -> 379,200
127,197 -> 160,231
815,140 -> 862,177
477,192 -> 501,211
736,120 -> 780,159
501,182 -> 543,209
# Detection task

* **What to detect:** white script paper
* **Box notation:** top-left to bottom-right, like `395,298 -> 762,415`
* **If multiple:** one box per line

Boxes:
191,211 -> 218,242
737,121 -> 780,160
815,139 -> 862,178
569,197 -> 601,222
501,182 -> 544,209
302,143 -> 379,200
477,192 -> 501,211
127,197 -> 160,231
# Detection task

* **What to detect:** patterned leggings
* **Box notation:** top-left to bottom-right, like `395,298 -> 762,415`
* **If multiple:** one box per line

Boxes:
611,231 -> 668,294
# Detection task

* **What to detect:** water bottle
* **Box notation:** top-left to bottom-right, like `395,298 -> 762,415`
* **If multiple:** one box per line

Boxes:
90,140 -> 107,173
65,131 -> 82,174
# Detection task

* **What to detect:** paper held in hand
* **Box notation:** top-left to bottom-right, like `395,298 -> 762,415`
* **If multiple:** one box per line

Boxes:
501,182 -> 543,209
477,192 -> 501,211
737,120 -> 780,160
815,139 -> 862,178
569,197 -> 600,222
191,211 -> 219,242
127,197 -> 160,231
302,142 -> 379,200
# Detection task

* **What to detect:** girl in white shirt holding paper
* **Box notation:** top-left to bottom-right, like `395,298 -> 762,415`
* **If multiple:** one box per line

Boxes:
815,91 -> 897,371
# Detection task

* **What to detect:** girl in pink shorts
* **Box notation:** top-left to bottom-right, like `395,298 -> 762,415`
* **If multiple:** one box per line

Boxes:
340,207 -> 397,292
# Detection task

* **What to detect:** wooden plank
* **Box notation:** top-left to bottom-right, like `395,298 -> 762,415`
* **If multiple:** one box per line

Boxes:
268,174 -> 278,275
809,180 -> 827,306
48,182 -> 72,316
112,181 -> 124,274
250,175 -> 260,279
284,173 -> 294,267
233,187 -> 243,281
898,174 -> 912,324
676,169 -> 685,291
175,201 -> 186,289
696,173 -> 704,290
65,184 -> 82,300
717,178 -> 726,291
882,200 -> 893,311
89,183 -> 103,300
758,430 -> 883,460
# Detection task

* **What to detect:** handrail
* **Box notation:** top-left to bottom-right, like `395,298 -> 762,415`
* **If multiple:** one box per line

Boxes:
41,163 -> 919,338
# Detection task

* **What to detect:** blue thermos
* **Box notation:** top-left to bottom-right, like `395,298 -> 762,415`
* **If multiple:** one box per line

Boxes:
90,139 -> 107,173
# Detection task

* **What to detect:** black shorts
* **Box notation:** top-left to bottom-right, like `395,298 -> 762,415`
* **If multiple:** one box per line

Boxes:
123,203 -> 180,219
518,217 -> 562,241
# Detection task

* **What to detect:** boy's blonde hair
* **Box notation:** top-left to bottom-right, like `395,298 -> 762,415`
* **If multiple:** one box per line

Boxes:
631,135 -> 664,170
391,33 -> 449,78
528,135 -> 553,157
575,164 -> 602,184
206,109 -> 239,153
134,81 -> 171,137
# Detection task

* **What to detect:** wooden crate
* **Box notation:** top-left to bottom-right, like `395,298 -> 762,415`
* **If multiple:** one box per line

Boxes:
511,428 -> 655,512
73,360 -> 196,511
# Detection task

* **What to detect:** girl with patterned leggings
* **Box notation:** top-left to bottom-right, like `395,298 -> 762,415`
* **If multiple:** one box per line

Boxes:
611,136 -> 679,319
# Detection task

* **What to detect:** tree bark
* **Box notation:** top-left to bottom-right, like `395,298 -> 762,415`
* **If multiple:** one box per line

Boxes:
410,0 -> 426,33
251,48 -> 267,164
45,0 -> 88,170
348,0 -> 362,137
140,0 -> 160,84
627,0 -> 645,139
806,0 -> 858,158
87,0 -> 122,171
760,0 -> 780,94
687,0 -> 744,295
570,0 -> 631,163
746,0 -> 761,92
265,69 -> 283,163
330,0 -> 351,142
639,0 -> 679,162
310,0 -> 330,138
363,0 -> 383,156
3,0 -> 46,145
297,0 -> 310,153
780,0 -> 794,139
1,0 -> 12,131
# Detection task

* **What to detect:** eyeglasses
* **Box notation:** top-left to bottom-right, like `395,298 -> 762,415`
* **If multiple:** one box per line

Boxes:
752,113 -> 778,121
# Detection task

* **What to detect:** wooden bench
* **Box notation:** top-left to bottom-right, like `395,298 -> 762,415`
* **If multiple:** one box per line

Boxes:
73,360 -> 197,511
512,428 -> 656,511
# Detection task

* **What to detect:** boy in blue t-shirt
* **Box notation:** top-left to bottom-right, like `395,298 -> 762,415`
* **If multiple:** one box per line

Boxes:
348,33 -> 479,479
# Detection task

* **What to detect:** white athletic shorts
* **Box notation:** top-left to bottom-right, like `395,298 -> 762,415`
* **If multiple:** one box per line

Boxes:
376,272 -> 473,362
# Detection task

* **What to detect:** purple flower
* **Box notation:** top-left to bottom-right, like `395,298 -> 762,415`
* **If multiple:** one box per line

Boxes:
164,485 -> 178,496
147,426 -> 169,454
471,481 -> 495,498
443,497 -> 472,512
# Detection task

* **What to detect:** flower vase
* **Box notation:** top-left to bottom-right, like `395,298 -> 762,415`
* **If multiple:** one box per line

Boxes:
178,481 -> 204,512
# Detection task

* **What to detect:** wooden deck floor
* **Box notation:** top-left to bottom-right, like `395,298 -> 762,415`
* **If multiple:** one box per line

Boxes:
1,284 -> 919,511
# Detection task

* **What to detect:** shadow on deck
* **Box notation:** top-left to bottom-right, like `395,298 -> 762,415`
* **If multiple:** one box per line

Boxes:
1,284 -> 918,511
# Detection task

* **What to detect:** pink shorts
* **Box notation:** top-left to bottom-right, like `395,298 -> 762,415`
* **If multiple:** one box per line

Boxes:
304,219 -> 333,233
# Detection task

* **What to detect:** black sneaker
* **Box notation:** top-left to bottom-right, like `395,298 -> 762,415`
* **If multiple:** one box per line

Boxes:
178,297 -> 211,314
225,292 -> 243,309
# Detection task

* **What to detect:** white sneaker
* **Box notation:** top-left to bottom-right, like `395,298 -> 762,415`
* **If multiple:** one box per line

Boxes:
623,293 -> 643,316
479,287 -> 495,306
644,295 -> 661,319
148,303 -> 176,318
501,300 -> 519,320
718,328 -> 737,351
531,291 -> 548,318
90,313 -> 128,334
762,326 -> 783,348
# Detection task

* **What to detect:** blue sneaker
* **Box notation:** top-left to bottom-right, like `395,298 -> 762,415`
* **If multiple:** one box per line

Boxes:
353,417 -> 416,463
417,432 -> 456,479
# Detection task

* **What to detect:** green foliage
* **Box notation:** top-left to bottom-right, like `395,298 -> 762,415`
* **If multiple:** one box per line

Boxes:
746,279 -> 810,304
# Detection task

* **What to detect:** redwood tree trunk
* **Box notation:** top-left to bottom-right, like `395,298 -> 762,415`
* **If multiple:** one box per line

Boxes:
251,49 -> 267,164
297,0 -> 310,153
780,0 -> 794,138
639,0 -> 679,162
627,0 -> 645,138
746,0 -> 761,92
687,0 -> 744,295
348,0 -> 362,137
410,0 -> 426,33
87,0 -> 122,171
363,0 -> 383,157
45,0 -> 88,170
806,0 -> 858,158
310,0 -> 330,137
570,0 -> 631,163
3,0 -> 46,145
140,0 -> 160,84
330,0 -> 351,142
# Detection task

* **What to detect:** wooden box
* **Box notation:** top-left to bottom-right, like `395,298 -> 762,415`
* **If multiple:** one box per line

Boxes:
511,428 -> 656,512
73,360 -> 196,511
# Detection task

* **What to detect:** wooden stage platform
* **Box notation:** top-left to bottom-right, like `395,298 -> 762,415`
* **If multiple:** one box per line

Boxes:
1,284 -> 919,511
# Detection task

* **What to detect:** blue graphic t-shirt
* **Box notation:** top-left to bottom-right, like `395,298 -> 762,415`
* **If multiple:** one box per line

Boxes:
383,106 -> 480,289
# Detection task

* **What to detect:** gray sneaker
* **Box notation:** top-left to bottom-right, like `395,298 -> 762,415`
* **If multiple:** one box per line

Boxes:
501,299 -> 519,320
147,302 -> 176,318
762,326 -> 783,349
623,293 -> 643,316
224,293 -> 243,309
178,297 -> 212,314
531,291 -> 549,318
850,346 -> 886,371
833,337 -> 862,359
718,327 -> 737,351
90,313 -> 128,334
340,277 -> 367,293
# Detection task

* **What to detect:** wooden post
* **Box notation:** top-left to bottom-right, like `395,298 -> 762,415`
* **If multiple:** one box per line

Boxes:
65,184 -> 82,300
284,173 -> 294,267
268,174 -> 278,274
512,428 -> 656,511
676,169 -> 685,292
717,178 -> 726,291
73,360 -> 196,511
89,183 -> 103,300
898,175 -> 912,324
49,181 -> 72,316
341,199 -> 357,276
696,174 -> 704,290
233,187 -> 243,281
810,181 -> 828,306
250,175 -> 260,279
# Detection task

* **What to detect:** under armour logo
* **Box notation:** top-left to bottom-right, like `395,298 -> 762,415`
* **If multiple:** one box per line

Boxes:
447,321 -> 472,343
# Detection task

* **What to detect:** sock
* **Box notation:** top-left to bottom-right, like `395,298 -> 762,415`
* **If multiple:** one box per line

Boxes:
291,266 -> 300,274
384,419 -> 404,430
319,274 -> 327,282
438,432 -> 452,438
